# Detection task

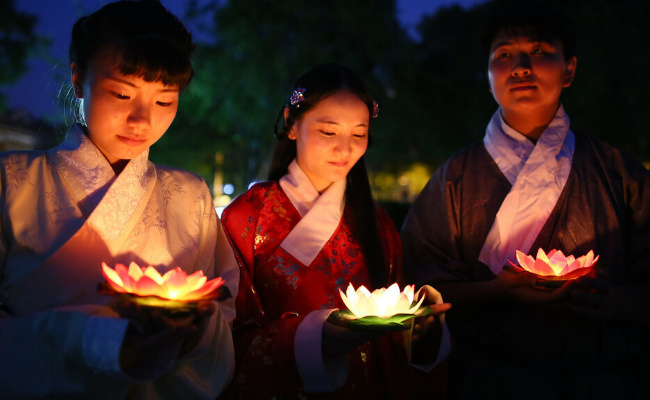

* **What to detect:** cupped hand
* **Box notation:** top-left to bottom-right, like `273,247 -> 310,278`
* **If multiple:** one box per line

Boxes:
117,300 -> 216,378
496,267 -> 574,303
322,319 -> 385,358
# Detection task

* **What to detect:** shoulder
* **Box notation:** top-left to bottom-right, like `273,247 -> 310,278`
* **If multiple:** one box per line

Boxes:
154,163 -> 209,190
573,131 -> 649,177
222,181 -> 278,218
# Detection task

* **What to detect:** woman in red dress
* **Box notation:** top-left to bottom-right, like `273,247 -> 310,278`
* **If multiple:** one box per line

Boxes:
221,63 -> 450,399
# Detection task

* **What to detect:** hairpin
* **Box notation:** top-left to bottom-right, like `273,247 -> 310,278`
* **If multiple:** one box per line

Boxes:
372,100 -> 379,119
290,87 -> 306,107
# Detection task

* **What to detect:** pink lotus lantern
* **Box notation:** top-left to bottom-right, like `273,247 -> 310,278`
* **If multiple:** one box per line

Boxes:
509,248 -> 598,286
328,283 -> 430,331
100,262 -> 225,310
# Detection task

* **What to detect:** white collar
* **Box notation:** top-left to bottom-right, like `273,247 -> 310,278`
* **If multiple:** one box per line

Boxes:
52,125 -> 154,239
279,160 -> 346,266
479,106 -> 575,274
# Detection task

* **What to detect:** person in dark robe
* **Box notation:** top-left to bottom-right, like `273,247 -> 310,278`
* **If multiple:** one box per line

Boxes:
400,3 -> 650,399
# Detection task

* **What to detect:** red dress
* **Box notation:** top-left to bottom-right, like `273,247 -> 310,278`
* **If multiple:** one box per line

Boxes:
220,181 -> 416,399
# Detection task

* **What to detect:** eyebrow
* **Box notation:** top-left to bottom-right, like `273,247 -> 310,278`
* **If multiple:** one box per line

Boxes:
491,37 -> 552,51
106,76 -> 179,93
315,118 -> 368,128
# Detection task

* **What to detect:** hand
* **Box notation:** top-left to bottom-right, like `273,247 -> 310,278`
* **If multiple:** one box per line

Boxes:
411,285 -> 451,364
116,300 -> 216,379
322,320 -> 384,358
496,266 -> 574,303
570,276 -> 614,321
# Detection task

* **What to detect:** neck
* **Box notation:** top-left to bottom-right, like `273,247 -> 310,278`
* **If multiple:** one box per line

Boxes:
501,104 -> 559,140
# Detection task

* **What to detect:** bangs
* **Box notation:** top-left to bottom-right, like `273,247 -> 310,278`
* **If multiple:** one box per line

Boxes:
112,39 -> 194,90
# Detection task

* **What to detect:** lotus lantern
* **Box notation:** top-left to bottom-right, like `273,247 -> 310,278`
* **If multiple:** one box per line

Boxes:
339,283 -> 425,319
101,261 -> 224,302
509,248 -> 598,283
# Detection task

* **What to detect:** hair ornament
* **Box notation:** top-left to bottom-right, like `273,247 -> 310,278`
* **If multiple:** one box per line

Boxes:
372,100 -> 379,119
290,87 -> 306,107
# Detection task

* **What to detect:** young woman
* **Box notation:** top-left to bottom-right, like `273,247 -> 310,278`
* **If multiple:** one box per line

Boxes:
221,63 -> 450,399
0,1 -> 237,398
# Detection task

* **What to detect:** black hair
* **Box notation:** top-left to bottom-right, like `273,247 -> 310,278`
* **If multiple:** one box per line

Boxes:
481,1 -> 576,61
269,63 -> 387,289
69,0 -> 195,91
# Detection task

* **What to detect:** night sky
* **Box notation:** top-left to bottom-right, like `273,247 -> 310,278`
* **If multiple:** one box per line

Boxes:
2,0 -> 486,121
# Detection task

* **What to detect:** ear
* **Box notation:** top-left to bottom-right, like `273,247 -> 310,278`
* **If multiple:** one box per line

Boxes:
284,107 -> 297,140
71,63 -> 84,98
563,56 -> 577,88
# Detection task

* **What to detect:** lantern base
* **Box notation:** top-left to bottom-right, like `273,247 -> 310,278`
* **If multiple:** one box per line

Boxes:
98,282 -> 229,319
327,307 -> 433,332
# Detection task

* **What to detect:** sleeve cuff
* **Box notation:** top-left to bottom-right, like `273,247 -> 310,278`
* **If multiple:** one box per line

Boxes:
410,321 -> 452,372
82,316 -> 129,378
294,309 -> 348,392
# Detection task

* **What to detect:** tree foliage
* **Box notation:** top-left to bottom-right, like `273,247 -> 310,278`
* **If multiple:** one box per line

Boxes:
150,0 -> 650,198
0,0 -> 42,112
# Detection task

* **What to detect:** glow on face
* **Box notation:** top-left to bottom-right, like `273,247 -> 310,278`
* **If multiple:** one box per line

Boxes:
73,55 -> 179,167
339,283 -> 425,318
487,30 -> 575,125
289,91 -> 369,193
101,262 -> 224,301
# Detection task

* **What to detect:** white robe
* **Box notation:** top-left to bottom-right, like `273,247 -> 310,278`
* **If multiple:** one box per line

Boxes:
0,125 -> 238,399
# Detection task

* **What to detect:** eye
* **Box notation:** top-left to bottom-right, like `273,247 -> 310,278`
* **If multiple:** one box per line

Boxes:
320,130 -> 335,137
114,92 -> 129,100
496,51 -> 509,59
156,101 -> 173,107
531,47 -> 544,55
353,133 -> 367,139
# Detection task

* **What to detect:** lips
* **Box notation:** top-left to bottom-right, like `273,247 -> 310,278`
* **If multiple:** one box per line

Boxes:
117,135 -> 147,146
510,82 -> 537,91
329,161 -> 349,168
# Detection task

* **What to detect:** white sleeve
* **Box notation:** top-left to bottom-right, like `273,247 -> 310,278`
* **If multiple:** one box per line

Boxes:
0,306 -> 132,398
294,309 -> 349,393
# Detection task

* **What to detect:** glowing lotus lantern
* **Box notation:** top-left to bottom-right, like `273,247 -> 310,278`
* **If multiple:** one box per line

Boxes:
100,262 -> 225,307
509,248 -> 598,286
329,283 -> 430,331
340,283 -> 425,318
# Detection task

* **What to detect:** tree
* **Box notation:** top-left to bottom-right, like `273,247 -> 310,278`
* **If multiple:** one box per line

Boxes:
153,0 -> 420,196
0,0 -> 42,112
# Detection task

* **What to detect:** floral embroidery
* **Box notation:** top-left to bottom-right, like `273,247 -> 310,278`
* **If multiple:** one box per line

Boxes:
159,173 -> 186,206
270,254 -> 300,289
4,157 -> 33,191
45,191 -> 76,225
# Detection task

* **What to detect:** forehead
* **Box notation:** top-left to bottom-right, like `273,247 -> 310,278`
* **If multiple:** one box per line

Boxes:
490,27 -> 563,50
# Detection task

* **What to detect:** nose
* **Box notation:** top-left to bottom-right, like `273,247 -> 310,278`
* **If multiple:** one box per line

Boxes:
334,135 -> 352,156
512,52 -> 531,76
127,101 -> 151,128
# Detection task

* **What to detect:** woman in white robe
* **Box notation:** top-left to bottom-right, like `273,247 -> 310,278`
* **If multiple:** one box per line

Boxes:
0,1 -> 237,399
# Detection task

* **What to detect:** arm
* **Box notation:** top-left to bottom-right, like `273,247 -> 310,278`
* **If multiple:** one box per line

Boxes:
138,182 -> 236,400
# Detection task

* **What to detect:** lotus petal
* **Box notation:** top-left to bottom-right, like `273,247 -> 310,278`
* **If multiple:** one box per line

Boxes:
339,283 -> 425,318
512,248 -> 599,277
101,262 -> 225,302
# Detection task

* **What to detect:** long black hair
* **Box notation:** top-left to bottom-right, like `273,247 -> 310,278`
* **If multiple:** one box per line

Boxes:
269,63 -> 387,289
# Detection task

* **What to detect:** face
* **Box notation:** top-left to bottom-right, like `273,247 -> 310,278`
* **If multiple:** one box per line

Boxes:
71,55 -> 179,167
487,28 -> 576,125
288,91 -> 370,193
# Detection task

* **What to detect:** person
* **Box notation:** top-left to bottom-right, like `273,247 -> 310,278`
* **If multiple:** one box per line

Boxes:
220,63 -> 451,399
400,2 -> 650,399
0,1 -> 238,398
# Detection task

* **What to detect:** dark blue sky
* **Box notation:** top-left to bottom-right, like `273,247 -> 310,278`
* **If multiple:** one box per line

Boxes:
2,0 -> 485,121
